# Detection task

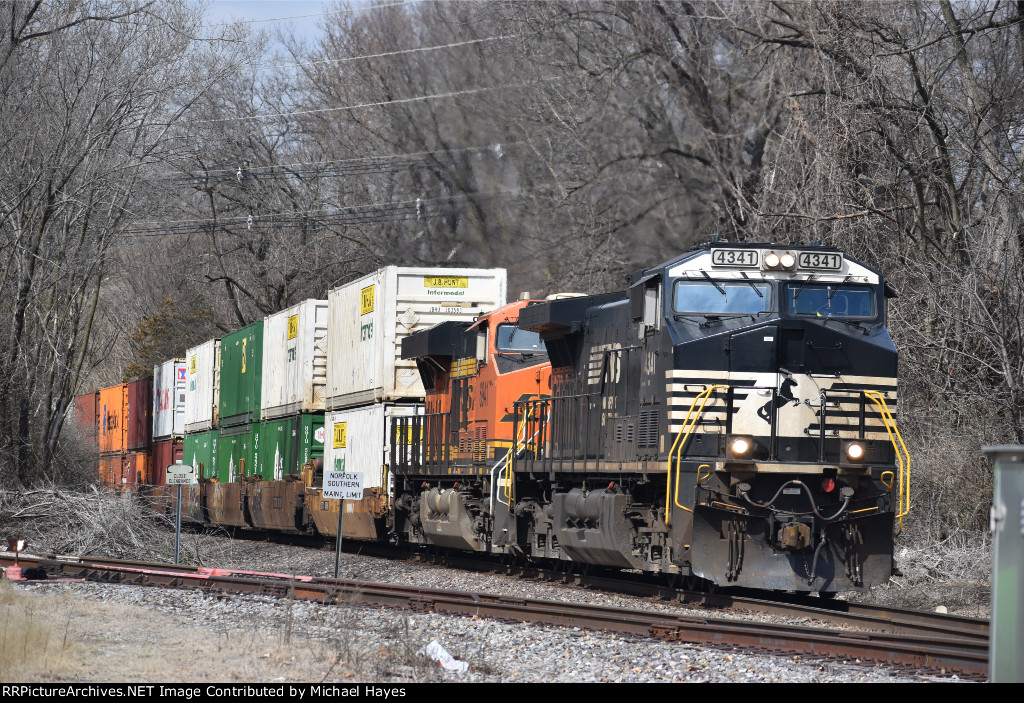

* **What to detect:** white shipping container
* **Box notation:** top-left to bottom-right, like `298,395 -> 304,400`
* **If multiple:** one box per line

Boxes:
324,404 -> 423,493
153,358 -> 187,439
325,266 -> 506,409
261,299 -> 328,419
184,339 -> 221,433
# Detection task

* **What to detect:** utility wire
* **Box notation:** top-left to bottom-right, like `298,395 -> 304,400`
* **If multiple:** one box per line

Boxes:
254,35 -> 515,72
173,142 -> 518,180
201,1 -> 422,28
122,190 -> 528,236
192,82 -> 544,124
127,192 -> 465,231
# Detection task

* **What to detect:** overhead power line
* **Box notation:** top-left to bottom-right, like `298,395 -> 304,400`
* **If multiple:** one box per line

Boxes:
192,78 -> 553,124
255,35 -> 516,72
176,142 -> 519,180
201,1 -> 422,28
122,189 -> 528,237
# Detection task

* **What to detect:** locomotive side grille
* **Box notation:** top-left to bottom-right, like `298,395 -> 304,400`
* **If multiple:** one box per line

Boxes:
613,420 -> 635,443
638,408 -> 660,447
474,424 -> 488,463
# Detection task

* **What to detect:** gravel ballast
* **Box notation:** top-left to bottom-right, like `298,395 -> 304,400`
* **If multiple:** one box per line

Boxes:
2,534 -> 976,684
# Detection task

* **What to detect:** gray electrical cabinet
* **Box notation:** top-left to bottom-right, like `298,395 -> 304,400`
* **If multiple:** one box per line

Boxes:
985,445 -> 1024,683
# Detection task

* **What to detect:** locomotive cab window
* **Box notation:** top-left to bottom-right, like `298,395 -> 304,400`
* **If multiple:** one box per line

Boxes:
783,283 -> 876,320
495,323 -> 544,353
673,280 -> 771,315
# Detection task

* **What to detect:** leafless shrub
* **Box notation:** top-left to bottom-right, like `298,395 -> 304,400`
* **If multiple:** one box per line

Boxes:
0,485 -> 240,566
0,485 -> 172,560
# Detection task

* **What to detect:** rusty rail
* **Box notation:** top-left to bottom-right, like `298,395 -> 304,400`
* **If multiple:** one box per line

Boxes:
1,553 -> 986,678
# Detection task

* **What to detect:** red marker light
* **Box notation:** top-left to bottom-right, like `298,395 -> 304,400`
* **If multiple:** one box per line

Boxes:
821,478 -> 836,493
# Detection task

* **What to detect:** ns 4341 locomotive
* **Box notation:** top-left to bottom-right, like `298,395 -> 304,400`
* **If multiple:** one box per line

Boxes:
396,242 -> 909,594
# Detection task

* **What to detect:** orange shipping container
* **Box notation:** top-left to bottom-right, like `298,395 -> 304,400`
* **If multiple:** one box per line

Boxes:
71,392 -> 97,435
97,380 -> 153,454
98,452 -> 151,488
70,392 -> 99,453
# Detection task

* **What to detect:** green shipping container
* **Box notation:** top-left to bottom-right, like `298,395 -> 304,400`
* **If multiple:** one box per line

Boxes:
214,423 -> 261,483
219,321 -> 263,427
258,414 -> 325,480
183,430 -> 218,480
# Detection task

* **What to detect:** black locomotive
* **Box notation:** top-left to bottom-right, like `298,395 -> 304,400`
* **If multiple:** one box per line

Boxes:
469,241 -> 907,593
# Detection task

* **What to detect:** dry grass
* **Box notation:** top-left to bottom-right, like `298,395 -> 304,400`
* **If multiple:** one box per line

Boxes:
0,581 -> 448,683
0,580 -> 78,681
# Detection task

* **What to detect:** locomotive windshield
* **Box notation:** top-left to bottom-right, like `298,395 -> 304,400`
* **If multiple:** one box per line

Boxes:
673,280 -> 771,315
495,323 -> 545,352
783,283 -> 876,319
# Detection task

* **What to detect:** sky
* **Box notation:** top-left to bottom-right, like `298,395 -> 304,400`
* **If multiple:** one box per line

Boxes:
203,0 -> 331,43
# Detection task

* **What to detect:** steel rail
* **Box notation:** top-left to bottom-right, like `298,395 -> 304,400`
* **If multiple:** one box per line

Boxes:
1,550 -> 988,643
403,551 -> 989,643
2,553 -> 987,677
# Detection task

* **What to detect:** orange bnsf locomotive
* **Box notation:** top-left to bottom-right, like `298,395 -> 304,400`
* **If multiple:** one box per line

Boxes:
394,242 -> 909,594
391,297 -> 557,551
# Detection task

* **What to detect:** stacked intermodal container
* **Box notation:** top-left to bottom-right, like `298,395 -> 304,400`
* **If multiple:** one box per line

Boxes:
152,358 -> 186,486
312,267 -> 507,538
184,339 -> 220,433
252,300 -> 328,531
261,299 -> 328,420
209,321 -> 264,526
219,322 -> 263,428
96,380 -> 153,487
325,267 -> 507,408
70,391 -> 99,450
258,414 -> 324,480
180,339 -> 221,522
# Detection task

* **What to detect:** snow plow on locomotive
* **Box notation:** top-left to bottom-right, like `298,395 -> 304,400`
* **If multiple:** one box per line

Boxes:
394,242 -> 909,594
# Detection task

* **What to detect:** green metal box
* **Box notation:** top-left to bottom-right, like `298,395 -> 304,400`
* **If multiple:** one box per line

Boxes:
258,414 -> 325,480
219,321 -> 264,427
214,422 -> 261,483
183,430 -> 218,480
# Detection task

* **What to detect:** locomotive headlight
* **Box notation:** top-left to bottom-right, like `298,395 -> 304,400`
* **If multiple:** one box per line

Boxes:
764,252 -> 781,269
843,440 -> 866,462
728,435 -> 754,459
779,252 -> 796,269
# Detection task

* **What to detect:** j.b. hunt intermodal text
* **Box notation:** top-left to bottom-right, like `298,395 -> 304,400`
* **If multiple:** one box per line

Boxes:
3,686 -> 407,699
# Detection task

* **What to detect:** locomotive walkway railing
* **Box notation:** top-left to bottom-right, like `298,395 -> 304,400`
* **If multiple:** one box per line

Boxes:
391,384 -> 910,532
666,384 -> 729,526
863,390 -> 911,530
663,383 -> 910,529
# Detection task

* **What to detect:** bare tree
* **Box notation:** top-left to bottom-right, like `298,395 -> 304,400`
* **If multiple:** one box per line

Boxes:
0,0 -> 254,486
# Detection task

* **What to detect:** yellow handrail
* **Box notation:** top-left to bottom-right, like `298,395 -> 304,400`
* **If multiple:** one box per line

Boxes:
863,389 -> 911,532
697,463 -> 712,485
498,403 -> 542,506
665,385 -> 728,525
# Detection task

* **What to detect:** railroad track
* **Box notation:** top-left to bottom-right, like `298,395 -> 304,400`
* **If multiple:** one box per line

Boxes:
217,521 -> 990,645
1,552 -> 988,678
